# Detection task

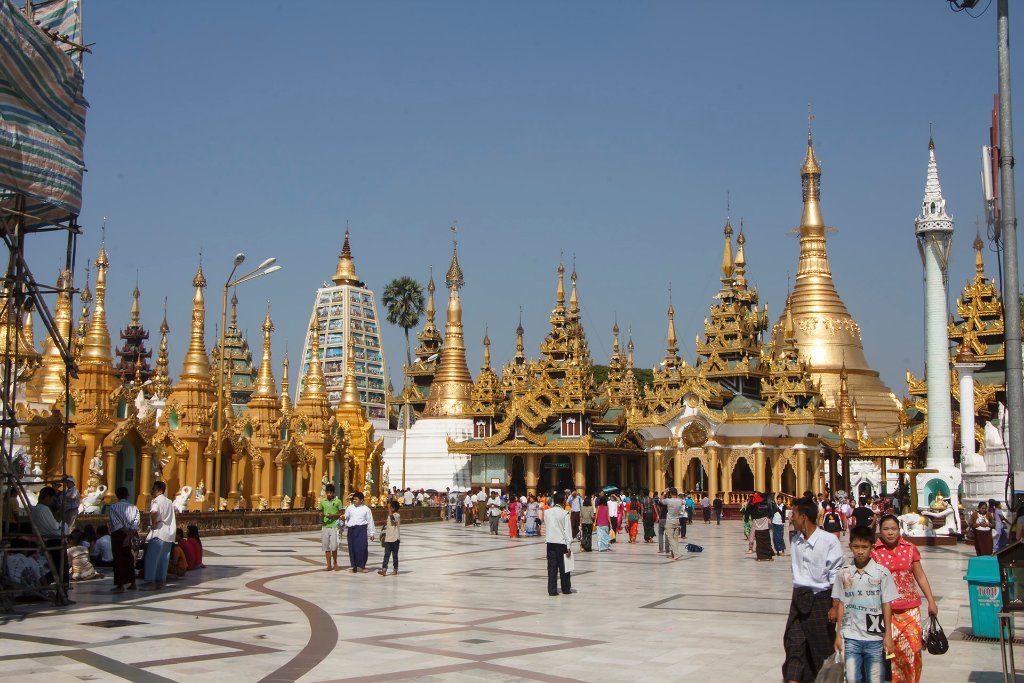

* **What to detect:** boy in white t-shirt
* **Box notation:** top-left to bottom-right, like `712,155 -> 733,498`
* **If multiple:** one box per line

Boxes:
831,525 -> 896,683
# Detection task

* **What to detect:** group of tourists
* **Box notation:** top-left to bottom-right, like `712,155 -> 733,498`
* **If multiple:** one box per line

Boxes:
318,486 -> 401,576
783,492 -> 939,683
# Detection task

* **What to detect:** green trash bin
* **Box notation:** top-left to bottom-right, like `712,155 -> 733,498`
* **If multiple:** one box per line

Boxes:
963,556 -> 1005,639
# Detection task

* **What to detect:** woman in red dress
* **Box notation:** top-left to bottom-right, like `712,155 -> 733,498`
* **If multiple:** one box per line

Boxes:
871,514 -> 938,683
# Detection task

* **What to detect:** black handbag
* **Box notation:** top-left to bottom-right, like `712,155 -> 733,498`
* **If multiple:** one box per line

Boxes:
925,615 -> 949,655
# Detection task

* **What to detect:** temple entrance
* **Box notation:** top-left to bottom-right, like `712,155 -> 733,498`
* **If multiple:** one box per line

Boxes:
116,441 -> 138,502
857,481 -> 873,500
665,457 -> 675,490
540,455 -> 573,492
510,456 -> 526,496
684,458 -> 707,492
781,463 -> 797,496
731,457 -> 754,492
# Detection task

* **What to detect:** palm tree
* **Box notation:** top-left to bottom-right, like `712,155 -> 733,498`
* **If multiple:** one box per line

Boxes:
383,276 -> 426,370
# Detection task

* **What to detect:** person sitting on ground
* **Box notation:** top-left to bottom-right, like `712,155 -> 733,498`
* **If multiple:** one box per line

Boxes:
68,529 -> 104,581
179,524 -> 205,570
166,529 -> 189,579
80,523 -> 96,554
91,524 -> 114,567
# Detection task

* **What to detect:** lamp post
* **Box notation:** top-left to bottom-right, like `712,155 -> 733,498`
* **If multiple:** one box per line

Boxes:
212,254 -> 281,509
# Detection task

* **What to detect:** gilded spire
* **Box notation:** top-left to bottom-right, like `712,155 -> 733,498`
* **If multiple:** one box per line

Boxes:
251,304 -> 277,399
975,231 -> 986,276
130,285 -> 141,327
612,320 -> 621,358
152,301 -> 171,398
784,293 -> 795,342
555,260 -> 565,311
734,222 -> 747,288
721,219 -> 734,281
627,332 -> 634,368
230,290 -> 238,329
424,236 -> 474,416
300,319 -> 327,401
338,334 -> 362,410
666,287 -> 678,360
280,352 -> 292,417
80,242 -> 113,364
483,328 -> 491,370
426,268 -> 436,325
799,128 -> 825,232
569,264 -> 579,315
331,228 -> 360,286
179,258 -> 212,383
514,308 -> 525,364
38,269 -> 73,405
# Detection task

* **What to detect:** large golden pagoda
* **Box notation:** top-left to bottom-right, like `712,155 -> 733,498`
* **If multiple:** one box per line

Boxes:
773,130 -> 899,437
423,238 -> 473,417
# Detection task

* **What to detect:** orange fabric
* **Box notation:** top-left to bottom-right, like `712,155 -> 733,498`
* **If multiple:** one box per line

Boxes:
891,607 -> 923,683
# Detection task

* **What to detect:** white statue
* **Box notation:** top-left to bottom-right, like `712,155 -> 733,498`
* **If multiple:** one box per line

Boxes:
320,473 -> 329,499
86,448 -> 104,491
135,389 -> 151,419
981,402 -> 1010,471
79,485 -> 107,514
898,512 -> 926,535
194,481 -> 206,503
919,494 -> 957,535
172,485 -> 193,513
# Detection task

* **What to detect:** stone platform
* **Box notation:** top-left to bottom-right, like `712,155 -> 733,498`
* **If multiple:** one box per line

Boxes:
0,518 -> 999,681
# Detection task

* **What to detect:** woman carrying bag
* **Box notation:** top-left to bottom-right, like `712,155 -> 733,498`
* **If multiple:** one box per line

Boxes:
378,500 -> 401,576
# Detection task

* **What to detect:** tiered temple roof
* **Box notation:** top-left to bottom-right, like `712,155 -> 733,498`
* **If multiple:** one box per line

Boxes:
114,285 -> 153,385
211,292 -> 257,406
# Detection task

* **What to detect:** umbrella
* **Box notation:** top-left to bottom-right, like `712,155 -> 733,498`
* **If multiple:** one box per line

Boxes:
602,485 -> 619,493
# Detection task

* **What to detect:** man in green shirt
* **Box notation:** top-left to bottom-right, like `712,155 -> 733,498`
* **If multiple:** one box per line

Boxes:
319,484 -> 343,571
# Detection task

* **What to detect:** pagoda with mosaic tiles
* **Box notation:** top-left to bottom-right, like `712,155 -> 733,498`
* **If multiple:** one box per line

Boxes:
296,230 -> 390,430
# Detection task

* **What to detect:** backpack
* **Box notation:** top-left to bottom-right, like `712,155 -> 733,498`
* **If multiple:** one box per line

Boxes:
823,512 -> 841,532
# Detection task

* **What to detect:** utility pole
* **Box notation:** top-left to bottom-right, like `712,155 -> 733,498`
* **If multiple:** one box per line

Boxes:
996,0 -> 1023,501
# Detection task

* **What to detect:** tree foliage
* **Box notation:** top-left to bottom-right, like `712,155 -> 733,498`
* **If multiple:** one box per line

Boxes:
383,276 -> 426,368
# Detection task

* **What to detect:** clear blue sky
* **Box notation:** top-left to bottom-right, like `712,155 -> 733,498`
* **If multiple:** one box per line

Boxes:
39,1 -> 1019,397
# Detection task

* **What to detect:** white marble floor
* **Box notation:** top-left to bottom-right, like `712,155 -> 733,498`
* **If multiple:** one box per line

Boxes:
0,519 -> 1004,682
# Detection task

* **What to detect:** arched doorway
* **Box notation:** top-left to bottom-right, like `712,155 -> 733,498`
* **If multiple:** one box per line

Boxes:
684,457 -> 707,492
116,441 -> 138,502
731,457 -> 754,492
781,463 -> 797,496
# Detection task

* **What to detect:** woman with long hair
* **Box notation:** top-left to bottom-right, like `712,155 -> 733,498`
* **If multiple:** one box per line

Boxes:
626,498 -> 640,543
580,495 -> 595,551
507,496 -> 519,539
871,514 -> 938,683
524,495 -> 540,537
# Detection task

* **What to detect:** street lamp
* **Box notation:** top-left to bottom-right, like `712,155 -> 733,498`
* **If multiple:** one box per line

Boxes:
212,254 -> 281,509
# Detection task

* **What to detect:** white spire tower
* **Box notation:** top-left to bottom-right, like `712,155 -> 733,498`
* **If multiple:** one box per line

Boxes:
915,134 -> 961,519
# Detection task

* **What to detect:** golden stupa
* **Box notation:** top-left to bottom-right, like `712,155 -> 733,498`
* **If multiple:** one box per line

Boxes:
423,236 -> 473,417
772,130 -> 899,436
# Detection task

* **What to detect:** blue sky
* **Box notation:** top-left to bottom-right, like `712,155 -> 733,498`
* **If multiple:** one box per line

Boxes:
38,1 -> 1019,397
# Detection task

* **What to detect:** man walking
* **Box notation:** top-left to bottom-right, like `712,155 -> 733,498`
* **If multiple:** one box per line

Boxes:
463,491 -> 474,527
663,489 -> 684,559
701,493 -> 711,524
657,491 -> 669,552
108,486 -> 140,591
319,484 -> 343,571
713,494 -> 723,525
544,491 -> 573,596
783,495 -> 843,683
681,493 -> 694,539
487,490 -> 502,535
343,492 -> 376,572
140,481 -> 176,591
569,490 -> 582,538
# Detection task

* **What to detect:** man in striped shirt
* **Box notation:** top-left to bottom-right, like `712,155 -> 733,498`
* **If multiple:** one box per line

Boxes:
108,486 -> 140,592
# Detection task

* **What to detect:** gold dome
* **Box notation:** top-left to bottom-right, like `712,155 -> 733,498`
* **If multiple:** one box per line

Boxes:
331,229 -> 361,286
773,131 -> 899,436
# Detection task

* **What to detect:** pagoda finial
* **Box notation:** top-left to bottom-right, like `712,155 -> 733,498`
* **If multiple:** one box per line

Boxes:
152,297 -> 171,397
80,242 -> 112,364
300,319 -> 327,401
612,317 -> 621,357
734,220 -> 747,287
230,289 -> 238,329
569,260 -> 579,315
251,303 -> 277,399
974,229 -> 986,276
555,257 -> 565,310
721,219 -> 735,281
666,284 -> 678,360
515,306 -> 525,363
800,115 -> 824,230
426,265 -> 436,324
180,256 -> 212,383
338,334 -> 362,411
331,226 -> 360,286
627,329 -> 635,368
483,327 -> 491,370
280,351 -> 292,417
445,225 -> 464,291
130,284 -> 141,327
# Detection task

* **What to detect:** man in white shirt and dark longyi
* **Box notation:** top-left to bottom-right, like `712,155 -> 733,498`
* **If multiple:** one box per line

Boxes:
343,492 -> 376,573
544,491 -> 574,596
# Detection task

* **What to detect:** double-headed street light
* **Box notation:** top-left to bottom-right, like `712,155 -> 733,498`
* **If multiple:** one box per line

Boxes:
212,253 -> 282,509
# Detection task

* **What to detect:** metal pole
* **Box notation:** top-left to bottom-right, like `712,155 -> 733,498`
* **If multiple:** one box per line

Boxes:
997,0 -> 1024,499
401,369 -> 409,491
212,282 -> 229,509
